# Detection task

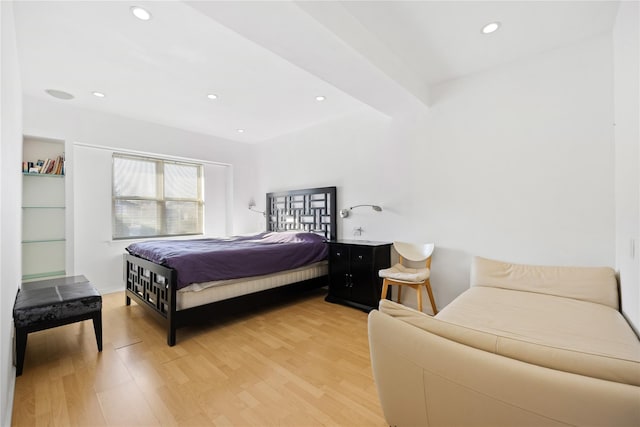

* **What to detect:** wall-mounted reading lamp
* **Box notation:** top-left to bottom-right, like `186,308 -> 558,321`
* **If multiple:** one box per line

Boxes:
248,200 -> 265,216
339,204 -> 383,218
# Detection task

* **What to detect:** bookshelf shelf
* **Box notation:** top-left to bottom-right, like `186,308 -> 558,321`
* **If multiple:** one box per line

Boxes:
23,173 -> 64,178
22,271 -> 67,281
22,136 -> 66,281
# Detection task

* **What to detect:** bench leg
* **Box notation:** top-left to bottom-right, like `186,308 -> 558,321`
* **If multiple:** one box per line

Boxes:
92,312 -> 103,352
15,328 -> 28,377
125,294 -> 131,306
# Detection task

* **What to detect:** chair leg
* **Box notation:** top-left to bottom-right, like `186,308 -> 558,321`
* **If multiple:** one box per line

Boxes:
416,286 -> 423,312
380,278 -> 389,301
425,279 -> 438,315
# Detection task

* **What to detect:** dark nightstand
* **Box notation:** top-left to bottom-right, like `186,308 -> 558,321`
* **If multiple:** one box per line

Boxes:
325,240 -> 391,312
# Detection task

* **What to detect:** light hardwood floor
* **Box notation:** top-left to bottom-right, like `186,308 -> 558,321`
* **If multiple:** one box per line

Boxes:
12,289 -> 387,426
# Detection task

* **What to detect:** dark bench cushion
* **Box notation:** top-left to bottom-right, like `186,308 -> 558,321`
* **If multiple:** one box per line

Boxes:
13,283 -> 101,328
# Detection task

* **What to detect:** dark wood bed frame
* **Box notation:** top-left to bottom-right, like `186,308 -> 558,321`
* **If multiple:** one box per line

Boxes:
124,186 -> 337,346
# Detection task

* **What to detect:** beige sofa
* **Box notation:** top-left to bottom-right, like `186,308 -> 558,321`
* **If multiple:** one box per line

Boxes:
368,256 -> 640,426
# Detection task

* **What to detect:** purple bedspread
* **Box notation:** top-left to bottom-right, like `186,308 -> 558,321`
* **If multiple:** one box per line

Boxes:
126,232 -> 328,289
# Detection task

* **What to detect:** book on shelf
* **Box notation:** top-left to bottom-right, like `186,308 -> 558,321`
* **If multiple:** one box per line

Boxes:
22,154 -> 65,175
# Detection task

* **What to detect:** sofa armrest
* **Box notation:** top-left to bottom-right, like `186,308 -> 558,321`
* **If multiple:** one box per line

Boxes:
380,298 -> 640,386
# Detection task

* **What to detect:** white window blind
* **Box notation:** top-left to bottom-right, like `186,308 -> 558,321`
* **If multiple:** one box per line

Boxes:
112,153 -> 204,239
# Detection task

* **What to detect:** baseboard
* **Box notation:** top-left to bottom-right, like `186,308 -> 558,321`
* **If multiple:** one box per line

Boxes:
97,285 -> 125,296
3,370 -> 15,427
4,319 -> 16,426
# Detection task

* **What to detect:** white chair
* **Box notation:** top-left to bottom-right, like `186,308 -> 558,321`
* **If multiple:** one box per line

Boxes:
379,242 -> 437,314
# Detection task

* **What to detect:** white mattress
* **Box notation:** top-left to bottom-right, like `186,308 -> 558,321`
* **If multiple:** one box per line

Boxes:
176,261 -> 328,310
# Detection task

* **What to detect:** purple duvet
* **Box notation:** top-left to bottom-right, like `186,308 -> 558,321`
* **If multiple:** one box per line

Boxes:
126,231 -> 328,289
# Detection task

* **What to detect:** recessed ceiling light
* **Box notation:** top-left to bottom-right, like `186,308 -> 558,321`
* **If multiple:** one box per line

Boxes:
237,129 -> 245,133
131,6 -> 151,21
315,96 -> 326,102
481,22 -> 501,34
207,94 -> 218,100
45,89 -> 74,100
92,91 -> 105,98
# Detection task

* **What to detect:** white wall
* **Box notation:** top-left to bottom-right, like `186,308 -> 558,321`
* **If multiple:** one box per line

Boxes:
23,98 -> 259,294
614,1 -> 640,331
258,34 -> 616,310
1,1 -> 22,423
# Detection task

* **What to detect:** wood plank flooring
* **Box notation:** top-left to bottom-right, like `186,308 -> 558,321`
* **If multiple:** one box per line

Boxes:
11,289 -> 387,426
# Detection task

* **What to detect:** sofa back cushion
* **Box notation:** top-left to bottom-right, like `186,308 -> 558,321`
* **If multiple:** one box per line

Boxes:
470,256 -> 619,309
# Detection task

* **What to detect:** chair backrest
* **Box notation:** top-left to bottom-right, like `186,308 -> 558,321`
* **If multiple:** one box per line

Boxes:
393,242 -> 434,263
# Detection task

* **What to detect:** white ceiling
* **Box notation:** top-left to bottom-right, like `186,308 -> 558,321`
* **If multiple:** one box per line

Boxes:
13,1 -> 620,143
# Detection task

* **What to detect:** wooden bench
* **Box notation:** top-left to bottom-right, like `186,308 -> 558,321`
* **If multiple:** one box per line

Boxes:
13,276 -> 102,376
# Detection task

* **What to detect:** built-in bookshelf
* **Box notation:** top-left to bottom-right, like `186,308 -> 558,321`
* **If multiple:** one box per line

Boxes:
22,136 -> 66,281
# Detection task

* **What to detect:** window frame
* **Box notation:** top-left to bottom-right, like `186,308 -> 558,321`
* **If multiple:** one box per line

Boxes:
111,153 -> 204,240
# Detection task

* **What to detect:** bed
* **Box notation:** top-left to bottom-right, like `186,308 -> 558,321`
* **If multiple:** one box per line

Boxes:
124,186 -> 337,346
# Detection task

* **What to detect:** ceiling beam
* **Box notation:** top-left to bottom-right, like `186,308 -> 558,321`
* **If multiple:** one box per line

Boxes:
185,1 -> 429,117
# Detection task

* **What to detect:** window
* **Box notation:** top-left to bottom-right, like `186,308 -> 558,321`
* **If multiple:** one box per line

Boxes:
112,153 -> 204,239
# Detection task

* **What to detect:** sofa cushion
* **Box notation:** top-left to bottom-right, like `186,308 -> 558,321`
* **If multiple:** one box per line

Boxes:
470,256 -> 619,309
379,294 -> 640,386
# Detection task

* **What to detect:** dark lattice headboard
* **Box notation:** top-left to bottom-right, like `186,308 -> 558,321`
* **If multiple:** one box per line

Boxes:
266,186 -> 337,241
